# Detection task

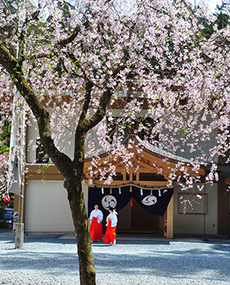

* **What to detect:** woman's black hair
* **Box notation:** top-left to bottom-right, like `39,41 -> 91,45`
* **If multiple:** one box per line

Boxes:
109,207 -> 113,211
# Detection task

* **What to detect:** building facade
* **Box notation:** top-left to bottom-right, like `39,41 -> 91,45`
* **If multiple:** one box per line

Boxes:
12,117 -> 228,238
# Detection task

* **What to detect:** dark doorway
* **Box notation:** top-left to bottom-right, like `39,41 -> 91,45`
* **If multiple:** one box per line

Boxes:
131,198 -> 163,232
116,198 -> 163,233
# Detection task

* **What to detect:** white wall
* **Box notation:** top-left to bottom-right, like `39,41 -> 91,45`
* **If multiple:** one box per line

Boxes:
160,113 -> 218,163
26,120 -> 39,163
26,115 -> 76,163
173,183 -> 218,235
26,109 -> 148,163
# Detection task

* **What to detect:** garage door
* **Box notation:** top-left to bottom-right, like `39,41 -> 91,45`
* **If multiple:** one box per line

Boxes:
25,180 -> 74,233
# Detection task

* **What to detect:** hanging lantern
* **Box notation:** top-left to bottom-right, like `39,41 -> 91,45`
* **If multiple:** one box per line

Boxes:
4,194 -> 10,203
129,185 -> 132,192
130,197 -> 134,207
140,188 -> 143,196
158,189 -> 161,197
110,188 -> 112,194
150,190 -> 153,196
101,187 -> 104,194
119,187 -> 121,194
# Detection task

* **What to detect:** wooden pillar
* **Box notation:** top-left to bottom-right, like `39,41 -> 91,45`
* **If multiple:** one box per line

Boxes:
123,170 -> 126,181
12,194 -> 20,235
163,213 -> 167,238
136,172 -> 139,182
13,194 -> 20,213
166,194 -> 174,238
218,175 -> 229,234
130,170 -> 133,182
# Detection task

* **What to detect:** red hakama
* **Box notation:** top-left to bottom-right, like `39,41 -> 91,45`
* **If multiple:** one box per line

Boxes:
103,220 -> 116,244
90,217 -> 103,241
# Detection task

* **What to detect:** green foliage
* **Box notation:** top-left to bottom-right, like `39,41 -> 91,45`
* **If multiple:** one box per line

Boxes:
215,3 -> 230,30
0,120 -> 11,154
0,207 -> 6,222
201,3 -> 230,39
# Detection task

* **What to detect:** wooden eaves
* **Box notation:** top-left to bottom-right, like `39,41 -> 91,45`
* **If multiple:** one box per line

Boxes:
83,134 -> 206,187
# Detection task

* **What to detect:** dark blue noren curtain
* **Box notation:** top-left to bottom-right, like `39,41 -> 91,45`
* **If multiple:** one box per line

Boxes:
88,186 -> 132,217
132,187 -> 173,216
88,186 -> 173,217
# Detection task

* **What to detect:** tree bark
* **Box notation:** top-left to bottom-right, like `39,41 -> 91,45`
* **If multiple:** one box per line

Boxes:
63,131 -> 96,285
65,175 -> 96,285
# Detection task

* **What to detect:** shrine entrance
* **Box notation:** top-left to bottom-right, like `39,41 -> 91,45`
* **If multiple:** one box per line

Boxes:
131,201 -> 162,232
84,135 -> 205,238
118,201 -> 163,233
88,183 -> 173,236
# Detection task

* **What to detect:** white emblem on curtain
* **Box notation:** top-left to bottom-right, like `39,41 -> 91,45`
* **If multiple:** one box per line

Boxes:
101,195 -> 117,210
141,195 -> 157,206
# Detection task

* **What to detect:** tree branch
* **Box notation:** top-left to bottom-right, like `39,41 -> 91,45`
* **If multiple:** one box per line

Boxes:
17,10 -> 41,68
86,88 -> 113,131
73,86 -> 113,164
0,43 -> 73,177
80,81 -> 94,121
57,22 -> 90,48
1,0 -> 11,15
24,52 -> 57,61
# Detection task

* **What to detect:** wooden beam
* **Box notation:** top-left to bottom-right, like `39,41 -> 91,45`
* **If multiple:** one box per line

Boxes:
166,195 -> 174,238
26,164 -> 63,180
84,179 -> 170,187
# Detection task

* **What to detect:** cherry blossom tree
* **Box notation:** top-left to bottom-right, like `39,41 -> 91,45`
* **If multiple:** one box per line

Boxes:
0,0 -> 230,284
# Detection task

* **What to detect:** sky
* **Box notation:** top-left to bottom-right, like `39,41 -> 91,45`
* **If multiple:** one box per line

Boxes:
208,0 -> 222,10
191,0 -> 224,12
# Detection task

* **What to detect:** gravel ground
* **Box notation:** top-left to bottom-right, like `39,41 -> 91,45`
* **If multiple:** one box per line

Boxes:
0,229 -> 230,285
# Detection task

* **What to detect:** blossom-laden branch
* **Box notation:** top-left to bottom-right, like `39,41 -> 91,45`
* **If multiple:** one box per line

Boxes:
0,43 -> 73,178
0,1 -> 229,187
17,9 -> 41,68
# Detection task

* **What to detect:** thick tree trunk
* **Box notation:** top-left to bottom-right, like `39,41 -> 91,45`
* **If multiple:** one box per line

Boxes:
65,176 -> 96,285
62,128 -> 96,285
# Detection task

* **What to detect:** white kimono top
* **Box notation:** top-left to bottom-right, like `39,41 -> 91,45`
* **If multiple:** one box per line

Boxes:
106,212 -> 118,227
89,209 -> 103,224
